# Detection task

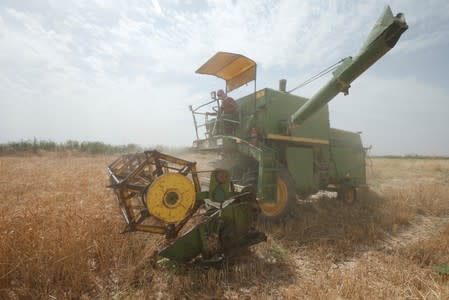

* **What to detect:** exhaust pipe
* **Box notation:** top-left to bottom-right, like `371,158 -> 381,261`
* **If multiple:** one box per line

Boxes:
279,79 -> 287,92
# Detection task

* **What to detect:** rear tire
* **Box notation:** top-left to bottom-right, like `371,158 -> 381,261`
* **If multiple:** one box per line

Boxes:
338,185 -> 357,205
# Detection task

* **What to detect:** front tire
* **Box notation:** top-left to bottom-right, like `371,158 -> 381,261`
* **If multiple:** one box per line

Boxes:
243,168 -> 296,221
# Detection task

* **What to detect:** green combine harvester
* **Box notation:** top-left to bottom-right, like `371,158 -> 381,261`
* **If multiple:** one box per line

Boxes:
190,6 -> 408,220
108,6 -> 408,262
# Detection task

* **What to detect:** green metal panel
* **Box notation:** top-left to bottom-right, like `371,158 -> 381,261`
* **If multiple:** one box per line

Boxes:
263,89 -> 330,140
257,146 -> 279,202
235,88 -> 330,141
328,128 -> 366,185
286,147 -> 318,194
289,105 -> 329,140
158,202 -> 256,262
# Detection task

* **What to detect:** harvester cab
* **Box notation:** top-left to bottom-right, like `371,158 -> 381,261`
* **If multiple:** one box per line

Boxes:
189,52 -> 257,144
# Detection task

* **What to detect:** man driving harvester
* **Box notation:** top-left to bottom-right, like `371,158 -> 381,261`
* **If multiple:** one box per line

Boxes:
217,89 -> 238,113
216,89 -> 238,134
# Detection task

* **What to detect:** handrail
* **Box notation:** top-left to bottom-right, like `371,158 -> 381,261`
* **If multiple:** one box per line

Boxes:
190,99 -> 240,139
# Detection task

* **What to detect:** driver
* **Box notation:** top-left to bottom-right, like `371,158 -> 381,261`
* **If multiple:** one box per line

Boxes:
217,89 -> 238,113
216,89 -> 238,134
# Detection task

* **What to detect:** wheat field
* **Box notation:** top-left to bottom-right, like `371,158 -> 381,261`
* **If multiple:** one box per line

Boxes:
1,153 -> 449,299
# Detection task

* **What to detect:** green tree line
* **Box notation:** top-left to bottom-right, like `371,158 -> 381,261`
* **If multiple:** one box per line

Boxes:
0,139 -> 143,154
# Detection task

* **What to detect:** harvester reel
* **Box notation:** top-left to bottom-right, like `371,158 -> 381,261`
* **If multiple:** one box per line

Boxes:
107,150 -> 200,237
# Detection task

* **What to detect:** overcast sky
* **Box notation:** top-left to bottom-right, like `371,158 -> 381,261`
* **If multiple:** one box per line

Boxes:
0,0 -> 448,155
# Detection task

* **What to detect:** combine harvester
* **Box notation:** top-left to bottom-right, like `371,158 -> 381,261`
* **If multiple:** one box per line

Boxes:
108,6 -> 408,263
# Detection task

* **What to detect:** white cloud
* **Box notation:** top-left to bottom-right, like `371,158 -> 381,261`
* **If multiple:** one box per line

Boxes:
0,0 -> 448,153
151,0 -> 163,15
329,75 -> 449,156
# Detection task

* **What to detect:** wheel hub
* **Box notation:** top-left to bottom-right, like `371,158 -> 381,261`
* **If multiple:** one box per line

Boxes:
146,173 -> 196,223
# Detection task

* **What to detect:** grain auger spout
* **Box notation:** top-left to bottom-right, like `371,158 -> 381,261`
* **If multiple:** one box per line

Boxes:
289,6 -> 408,128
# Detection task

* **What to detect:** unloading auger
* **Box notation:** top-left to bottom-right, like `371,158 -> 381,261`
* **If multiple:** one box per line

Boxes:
107,150 -> 266,262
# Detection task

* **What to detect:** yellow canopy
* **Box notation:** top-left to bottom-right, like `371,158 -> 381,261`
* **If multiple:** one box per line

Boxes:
195,52 -> 256,92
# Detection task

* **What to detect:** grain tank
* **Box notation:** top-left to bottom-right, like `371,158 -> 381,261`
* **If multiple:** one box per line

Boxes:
190,6 -> 408,219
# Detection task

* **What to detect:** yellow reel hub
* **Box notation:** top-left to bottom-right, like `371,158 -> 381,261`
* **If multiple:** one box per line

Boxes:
146,173 -> 195,223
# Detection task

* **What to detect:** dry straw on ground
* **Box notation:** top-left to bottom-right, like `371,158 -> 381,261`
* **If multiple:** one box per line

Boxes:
1,154 -> 449,299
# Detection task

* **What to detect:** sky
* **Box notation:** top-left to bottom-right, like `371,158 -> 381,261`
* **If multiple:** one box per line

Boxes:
0,0 -> 448,155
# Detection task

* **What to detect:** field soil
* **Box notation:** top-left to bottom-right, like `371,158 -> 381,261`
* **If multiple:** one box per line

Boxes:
1,153 -> 449,299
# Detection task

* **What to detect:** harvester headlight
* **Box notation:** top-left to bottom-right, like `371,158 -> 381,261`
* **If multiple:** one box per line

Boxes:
216,138 -> 223,146
192,141 -> 198,148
